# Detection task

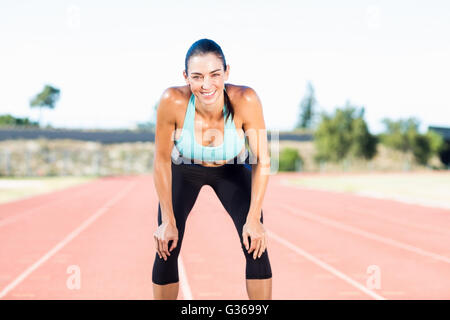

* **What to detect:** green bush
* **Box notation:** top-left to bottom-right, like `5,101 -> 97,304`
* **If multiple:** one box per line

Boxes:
278,147 -> 302,172
379,118 -> 445,165
314,103 -> 377,163
0,114 -> 39,127
426,129 -> 445,155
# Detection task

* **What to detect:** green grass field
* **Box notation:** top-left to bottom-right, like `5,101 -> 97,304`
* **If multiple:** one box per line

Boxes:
283,171 -> 450,209
0,176 -> 98,204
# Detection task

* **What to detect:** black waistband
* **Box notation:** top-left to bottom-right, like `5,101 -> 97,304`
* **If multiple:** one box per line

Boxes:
172,153 -> 252,167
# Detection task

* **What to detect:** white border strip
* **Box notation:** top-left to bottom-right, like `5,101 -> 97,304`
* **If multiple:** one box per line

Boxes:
0,181 -> 137,299
267,229 -> 386,300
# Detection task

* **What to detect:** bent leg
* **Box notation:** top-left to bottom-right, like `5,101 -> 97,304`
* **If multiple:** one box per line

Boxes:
152,163 -> 205,298
209,164 -> 272,289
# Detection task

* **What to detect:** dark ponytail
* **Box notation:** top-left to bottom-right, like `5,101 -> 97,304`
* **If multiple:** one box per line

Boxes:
223,86 -> 234,123
185,38 -> 235,122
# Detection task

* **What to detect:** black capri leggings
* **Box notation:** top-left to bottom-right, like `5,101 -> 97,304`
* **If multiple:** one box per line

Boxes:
152,154 -> 272,285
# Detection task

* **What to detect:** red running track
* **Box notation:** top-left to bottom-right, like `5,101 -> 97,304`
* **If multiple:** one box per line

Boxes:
0,173 -> 449,299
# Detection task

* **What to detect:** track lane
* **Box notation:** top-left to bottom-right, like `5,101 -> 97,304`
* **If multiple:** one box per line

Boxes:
264,175 -> 450,299
1,173 -> 449,299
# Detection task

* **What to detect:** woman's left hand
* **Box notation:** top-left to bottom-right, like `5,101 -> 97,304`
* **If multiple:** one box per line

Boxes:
242,218 -> 267,259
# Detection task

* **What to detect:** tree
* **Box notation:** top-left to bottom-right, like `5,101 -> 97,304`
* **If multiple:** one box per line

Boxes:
379,118 -> 419,152
314,102 -> 377,163
379,118 -> 445,165
425,129 -> 444,155
30,84 -> 61,127
348,109 -> 378,159
0,114 -> 39,127
295,81 -> 317,130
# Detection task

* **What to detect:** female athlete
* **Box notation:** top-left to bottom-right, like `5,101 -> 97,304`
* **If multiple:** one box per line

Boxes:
152,38 -> 272,300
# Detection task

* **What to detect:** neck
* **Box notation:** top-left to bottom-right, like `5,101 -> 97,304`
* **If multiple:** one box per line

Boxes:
195,90 -> 225,121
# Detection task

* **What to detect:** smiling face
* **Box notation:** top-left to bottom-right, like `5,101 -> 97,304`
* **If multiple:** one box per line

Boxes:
183,53 -> 230,106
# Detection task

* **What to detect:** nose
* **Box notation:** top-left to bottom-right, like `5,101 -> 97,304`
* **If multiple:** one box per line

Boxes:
201,76 -> 212,90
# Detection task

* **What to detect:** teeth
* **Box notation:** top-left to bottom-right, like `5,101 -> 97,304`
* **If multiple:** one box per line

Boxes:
202,91 -> 215,96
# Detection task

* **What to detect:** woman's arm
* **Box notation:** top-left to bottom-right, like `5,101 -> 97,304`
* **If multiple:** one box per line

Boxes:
153,88 -> 178,224
241,88 -> 271,222
240,87 -> 271,259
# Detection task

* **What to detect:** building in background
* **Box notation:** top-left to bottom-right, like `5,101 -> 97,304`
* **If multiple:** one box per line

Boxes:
429,126 -> 450,166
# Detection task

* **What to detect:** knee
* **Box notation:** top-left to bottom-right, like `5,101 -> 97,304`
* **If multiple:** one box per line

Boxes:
243,249 -> 273,280
152,252 -> 180,285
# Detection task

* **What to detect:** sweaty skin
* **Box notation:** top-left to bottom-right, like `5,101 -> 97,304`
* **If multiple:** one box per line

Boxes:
152,52 -> 272,300
172,84 -> 246,167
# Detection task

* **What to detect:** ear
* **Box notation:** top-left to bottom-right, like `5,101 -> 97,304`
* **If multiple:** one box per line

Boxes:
224,64 -> 230,81
183,70 -> 189,85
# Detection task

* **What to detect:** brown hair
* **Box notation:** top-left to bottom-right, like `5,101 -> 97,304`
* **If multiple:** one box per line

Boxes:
185,38 -> 234,122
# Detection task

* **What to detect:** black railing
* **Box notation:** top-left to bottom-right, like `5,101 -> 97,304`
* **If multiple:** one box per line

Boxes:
0,128 -> 312,143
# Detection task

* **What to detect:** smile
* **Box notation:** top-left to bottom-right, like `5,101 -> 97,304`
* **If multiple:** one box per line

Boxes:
201,90 -> 216,96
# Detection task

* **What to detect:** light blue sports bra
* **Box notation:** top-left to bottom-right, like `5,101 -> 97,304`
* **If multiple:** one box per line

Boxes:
174,89 -> 245,162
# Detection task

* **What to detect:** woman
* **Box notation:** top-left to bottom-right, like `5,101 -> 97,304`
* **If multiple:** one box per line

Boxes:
152,38 -> 272,300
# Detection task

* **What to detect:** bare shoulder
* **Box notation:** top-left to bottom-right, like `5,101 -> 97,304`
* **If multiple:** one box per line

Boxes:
157,85 -> 190,122
159,85 -> 190,107
226,83 -> 260,105
226,83 -> 262,120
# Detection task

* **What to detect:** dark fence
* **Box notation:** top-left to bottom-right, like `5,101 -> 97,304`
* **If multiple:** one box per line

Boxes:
0,128 -> 313,143
0,128 -> 155,144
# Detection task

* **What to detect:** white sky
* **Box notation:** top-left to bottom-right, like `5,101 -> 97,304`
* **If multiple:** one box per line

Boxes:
1,0 -> 449,133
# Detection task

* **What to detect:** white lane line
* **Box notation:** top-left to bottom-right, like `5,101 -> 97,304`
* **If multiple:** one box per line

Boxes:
178,254 -> 193,300
278,203 -> 450,264
278,181 -> 450,235
344,204 -> 450,236
0,183 -> 101,228
0,181 -> 138,299
267,229 -> 386,300
283,184 -> 450,236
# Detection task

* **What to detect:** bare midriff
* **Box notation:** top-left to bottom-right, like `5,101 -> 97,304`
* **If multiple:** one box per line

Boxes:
194,146 -> 247,167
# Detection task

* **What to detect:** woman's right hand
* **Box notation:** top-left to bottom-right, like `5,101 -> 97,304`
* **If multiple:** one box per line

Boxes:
153,220 -> 178,261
